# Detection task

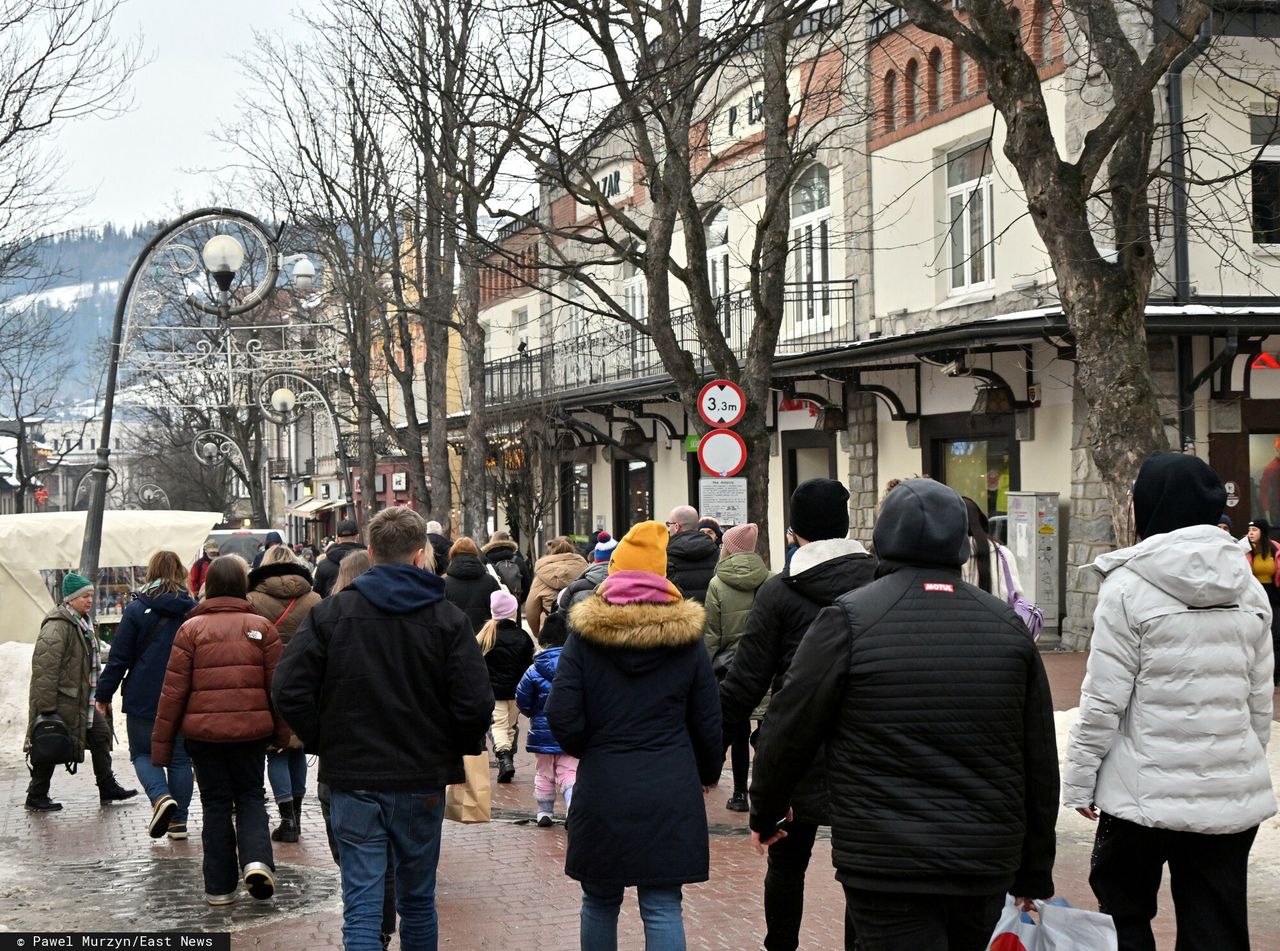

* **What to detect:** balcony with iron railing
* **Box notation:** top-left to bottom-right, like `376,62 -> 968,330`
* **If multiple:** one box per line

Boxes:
484,280 -> 857,409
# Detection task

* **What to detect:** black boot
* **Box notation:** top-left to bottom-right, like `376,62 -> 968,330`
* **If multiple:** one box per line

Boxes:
25,795 -> 62,811
293,794 -> 304,835
496,749 -> 516,784
726,790 -> 749,812
98,775 -> 138,804
271,800 -> 299,843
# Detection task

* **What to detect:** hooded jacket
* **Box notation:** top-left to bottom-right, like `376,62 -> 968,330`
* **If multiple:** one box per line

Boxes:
559,562 -> 610,613
485,618 -> 535,700
272,561 -> 494,791
548,590 -> 722,887
719,537 -> 875,823
26,605 -> 104,762
427,532 -> 451,576
525,550 -> 588,637
1062,524 -> 1276,834
665,529 -> 720,603
704,552 -> 771,683
482,539 -> 532,600
247,562 -> 323,642
96,590 -> 198,718
515,646 -> 564,753
748,479 -> 1059,899
151,597 -> 290,765
313,540 -> 366,597
444,553 -> 501,634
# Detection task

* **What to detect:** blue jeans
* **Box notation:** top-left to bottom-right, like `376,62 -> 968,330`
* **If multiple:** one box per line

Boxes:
331,788 -> 445,951
580,883 -> 685,951
126,715 -> 193,821
266,747 -> 307,803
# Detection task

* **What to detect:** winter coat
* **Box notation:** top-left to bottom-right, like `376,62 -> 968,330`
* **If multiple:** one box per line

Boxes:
525,550 -> 588,637
485,619 -> 535,700
273,562 -> 494,791
151,597 -> 290,766
313,541 -> 366,598
704,552 -> 772,682
1245,539 -> 1280,592
95,590 -> 197,718
247,563 -> 323,642
25,606 -> 106,762
560,562 -> 610,614
719,538 -> 875,823
665,529 -> 719,603
445,554 -> 501,634
516,647 -> 563,753
428,532 -> 451,577
482,540 -> 531,602
549,593 -> 722,887
961,542 -> 1024,601
188,555 -> 213,598
1063,524 -> 1276,835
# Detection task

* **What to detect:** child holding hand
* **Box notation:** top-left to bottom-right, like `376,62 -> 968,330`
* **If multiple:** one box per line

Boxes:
515,611 -> 577,827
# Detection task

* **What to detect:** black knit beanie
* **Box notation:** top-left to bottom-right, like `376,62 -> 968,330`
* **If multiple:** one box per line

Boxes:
1132,452 -> 1226,540
790,478 -> 850,542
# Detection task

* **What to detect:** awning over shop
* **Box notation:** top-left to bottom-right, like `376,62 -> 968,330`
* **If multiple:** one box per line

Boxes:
286,496 -> 327,516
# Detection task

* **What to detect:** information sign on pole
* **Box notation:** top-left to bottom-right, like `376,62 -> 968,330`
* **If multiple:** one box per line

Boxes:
697,379 -> 747,429
697,429 -> 747,478
699,477 -> 749,526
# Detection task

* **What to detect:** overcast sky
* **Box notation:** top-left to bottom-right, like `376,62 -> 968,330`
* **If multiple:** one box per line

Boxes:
54,0 -> 311,230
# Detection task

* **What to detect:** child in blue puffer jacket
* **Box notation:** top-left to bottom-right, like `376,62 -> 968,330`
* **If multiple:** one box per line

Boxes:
515,611 -> 577,827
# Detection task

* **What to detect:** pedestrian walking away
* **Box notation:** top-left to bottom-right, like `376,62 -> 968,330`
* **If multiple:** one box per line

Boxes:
94,550 -> 197,839
188,539 -> 220,598
482,530 -> 531,609
548,520 -> 723,951
478,588 -> 535,784
719,479 -> 872,951
516,610 -> 577,826
247,545 -> 323,844
664,505 -> 719,603
752,478 -> 1059,951
25,571 -> 138,812
151,555 -> 290,906
525,536 -> 587,638
272,506 -> 494,951
426,520 -> 452,576
558,537 -> 613,614
1064,452 -> 1276,951
313,519 -> 366,598
444,536 -> 502,634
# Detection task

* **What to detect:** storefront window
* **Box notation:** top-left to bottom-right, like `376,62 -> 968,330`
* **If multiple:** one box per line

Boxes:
613,458 -> 653,534
560,462 -> 593,537
939,436 -> 1012,515
1249,433 -> 1280,523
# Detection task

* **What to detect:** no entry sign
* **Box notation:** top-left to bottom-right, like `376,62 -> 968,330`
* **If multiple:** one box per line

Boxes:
697,379 -> 746,429
697,429 -> 747,477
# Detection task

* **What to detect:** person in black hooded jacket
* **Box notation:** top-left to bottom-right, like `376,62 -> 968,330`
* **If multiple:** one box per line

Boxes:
313,519 -> 365,598
444,536 -> 501,633
664,505 -> 719,603
720,477 -> 873,951
750,478 -> 1058,951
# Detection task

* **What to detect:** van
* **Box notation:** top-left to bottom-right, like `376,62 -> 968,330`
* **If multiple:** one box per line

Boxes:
204,529 -> 276,563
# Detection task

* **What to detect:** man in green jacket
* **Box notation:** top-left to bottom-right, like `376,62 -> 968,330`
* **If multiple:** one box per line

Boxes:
25,572 -> 137,812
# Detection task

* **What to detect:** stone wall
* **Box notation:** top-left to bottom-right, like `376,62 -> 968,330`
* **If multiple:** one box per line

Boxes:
844,390 -> 879,547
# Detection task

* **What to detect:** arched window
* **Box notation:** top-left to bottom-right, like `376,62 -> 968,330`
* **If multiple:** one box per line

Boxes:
952,47 -> 968,103
905,59 -> 919,123
928,48 -> 944,113
706,206 -> 730,301
788,164 -> 832,335
883,70 -> 897,134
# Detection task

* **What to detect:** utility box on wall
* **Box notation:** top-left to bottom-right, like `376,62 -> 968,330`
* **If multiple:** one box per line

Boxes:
1006,491 -> 1060,635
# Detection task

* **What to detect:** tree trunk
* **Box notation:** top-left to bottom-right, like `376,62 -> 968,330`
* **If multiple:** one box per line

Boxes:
459,253 -> 488,539
425,317 -> 452,527
356,394 -> 378,530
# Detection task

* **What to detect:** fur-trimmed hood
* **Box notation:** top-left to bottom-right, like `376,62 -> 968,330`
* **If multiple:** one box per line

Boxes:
569,593 -> 706,662
248,561 -> 315,595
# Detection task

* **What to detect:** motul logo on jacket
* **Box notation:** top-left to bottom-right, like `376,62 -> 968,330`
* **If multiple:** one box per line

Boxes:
922,582 -> 955,593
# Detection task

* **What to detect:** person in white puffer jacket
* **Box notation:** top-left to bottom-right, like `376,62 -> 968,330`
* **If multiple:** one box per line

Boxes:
1063,452 -> 1276,951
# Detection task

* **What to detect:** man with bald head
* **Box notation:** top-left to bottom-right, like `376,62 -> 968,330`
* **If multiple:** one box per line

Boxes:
665,505 -> 718,603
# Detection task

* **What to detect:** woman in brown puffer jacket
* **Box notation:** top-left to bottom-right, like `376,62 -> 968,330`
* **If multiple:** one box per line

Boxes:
247,545 -> 322,844
525,536 -> 588,637
153,555 -> 290,907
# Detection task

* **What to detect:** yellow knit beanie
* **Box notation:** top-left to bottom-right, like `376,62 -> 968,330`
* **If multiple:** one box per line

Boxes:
608,520 -> 669,575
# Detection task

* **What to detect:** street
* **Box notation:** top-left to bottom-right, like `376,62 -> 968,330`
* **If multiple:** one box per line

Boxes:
2,653 -> 1278,949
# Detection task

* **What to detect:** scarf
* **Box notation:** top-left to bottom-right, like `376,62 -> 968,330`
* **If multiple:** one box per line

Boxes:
64,604 -> 100,725
598,570 -> 683,606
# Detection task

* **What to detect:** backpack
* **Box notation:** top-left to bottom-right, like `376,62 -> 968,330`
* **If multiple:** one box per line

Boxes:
492,559 -> 524,601
28,712 -> 77,773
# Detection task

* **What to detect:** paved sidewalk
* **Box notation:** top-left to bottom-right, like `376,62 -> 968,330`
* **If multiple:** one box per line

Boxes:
2,653 -> 1277,949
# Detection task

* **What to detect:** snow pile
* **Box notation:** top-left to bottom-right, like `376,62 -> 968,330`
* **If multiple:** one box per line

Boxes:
0,641 -> 33,767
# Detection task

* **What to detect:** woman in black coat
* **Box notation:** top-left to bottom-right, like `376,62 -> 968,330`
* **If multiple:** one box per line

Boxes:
443,536 -> 500,633
548,520 -> 722,950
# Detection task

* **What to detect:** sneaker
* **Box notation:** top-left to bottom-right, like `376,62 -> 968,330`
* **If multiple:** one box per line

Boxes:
167,820 -> 188,840
726,791 -> 749,812
148,795 -> 178,838
205,891 -> 237,907
24,795 -> 62,812
536,812 -> 553,828
244,862 -> 275,900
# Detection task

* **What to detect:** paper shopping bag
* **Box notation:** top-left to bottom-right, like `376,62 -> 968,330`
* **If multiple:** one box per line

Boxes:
444,753 -> 492,823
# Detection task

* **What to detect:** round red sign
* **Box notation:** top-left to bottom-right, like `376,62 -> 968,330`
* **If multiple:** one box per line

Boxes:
697,429 -> 747,478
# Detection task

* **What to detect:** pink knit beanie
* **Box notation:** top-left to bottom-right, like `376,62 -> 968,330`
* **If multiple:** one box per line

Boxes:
490,589 -> 518,620
722,523 -> 758,556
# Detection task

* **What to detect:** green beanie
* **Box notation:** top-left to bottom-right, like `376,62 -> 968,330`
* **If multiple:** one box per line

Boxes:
61,572 -> 93,600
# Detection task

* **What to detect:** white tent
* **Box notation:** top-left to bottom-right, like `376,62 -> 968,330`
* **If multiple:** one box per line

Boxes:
0,510 -> 221,643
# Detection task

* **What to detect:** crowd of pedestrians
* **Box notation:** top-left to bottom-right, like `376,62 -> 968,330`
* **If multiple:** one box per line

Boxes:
19,453 -> 1278,951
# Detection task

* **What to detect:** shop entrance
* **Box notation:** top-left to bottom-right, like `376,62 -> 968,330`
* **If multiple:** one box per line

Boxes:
922,411 -> 1019,517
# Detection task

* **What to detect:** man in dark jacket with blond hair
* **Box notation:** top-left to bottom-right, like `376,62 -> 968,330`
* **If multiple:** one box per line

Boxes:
751,479 -> 1058,950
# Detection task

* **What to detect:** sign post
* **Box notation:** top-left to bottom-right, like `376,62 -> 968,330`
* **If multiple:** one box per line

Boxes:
696,379 -> 748,525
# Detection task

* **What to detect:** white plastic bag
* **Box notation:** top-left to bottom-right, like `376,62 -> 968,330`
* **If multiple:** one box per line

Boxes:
985,895 -> 1117,951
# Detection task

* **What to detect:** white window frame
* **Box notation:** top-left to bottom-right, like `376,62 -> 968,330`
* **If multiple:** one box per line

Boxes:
788,165 -> 833,336
707,208 -> 731,302
1251,113 -> 1280,248
945,144 -> 995,294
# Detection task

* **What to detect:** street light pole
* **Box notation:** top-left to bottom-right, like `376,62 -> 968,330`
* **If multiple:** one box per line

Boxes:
78,207 -> 285,584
